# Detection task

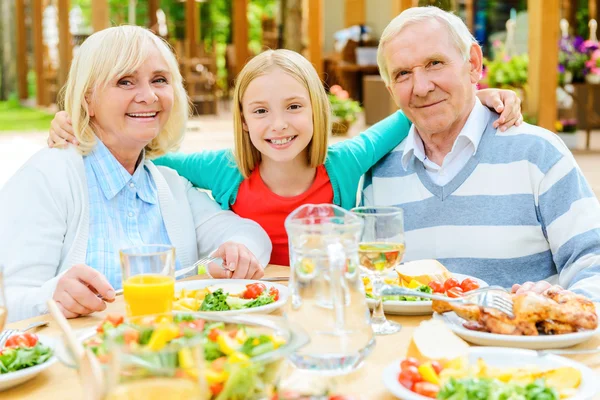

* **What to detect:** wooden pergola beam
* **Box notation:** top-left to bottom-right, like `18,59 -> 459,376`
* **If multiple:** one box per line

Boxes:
232,0 -> 249,75
32,0 -> 47,106
465,0 -> 474,32
91,0 -> 109,32
528,0 -> 559,131
185,0 -> 198,58
345,0 -> 365,27
57,0 -> 72,90
148,0 -> 159,33
392,0 -> 417,16
590,0 -> 598,21
308,0 -> 323,78
15,0 -> 27,100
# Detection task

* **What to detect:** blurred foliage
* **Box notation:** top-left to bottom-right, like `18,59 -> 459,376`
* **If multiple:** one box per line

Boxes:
417,0 -> 454,10
0,94 -> 54,132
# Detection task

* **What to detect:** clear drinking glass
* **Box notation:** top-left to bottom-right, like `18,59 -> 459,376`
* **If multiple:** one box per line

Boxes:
0,266 -> 6,331
351,206 -> 405,335
103,330 -> 208,400
120,245 -> 176,317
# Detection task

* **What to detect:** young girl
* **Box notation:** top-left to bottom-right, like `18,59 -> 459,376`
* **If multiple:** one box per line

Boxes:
49,49 -> 522,266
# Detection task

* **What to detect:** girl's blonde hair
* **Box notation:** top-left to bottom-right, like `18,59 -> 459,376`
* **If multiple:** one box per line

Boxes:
232,49 -> 330,178
61,25 -> 188,158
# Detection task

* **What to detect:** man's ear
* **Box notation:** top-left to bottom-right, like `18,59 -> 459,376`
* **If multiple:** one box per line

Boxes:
468,44 -> 484,84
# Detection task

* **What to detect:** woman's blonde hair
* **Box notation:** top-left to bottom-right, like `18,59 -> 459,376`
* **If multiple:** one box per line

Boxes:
377,6 -> 477,85
232,49 -> 330,178
61,25 -> 188,158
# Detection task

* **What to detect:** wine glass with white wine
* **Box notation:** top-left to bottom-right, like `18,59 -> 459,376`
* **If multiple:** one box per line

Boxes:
0,266 -> 6,331
351,207 -> 405,335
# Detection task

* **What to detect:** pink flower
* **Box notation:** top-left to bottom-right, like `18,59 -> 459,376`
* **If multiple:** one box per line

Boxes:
330,85 -> 342,95
337,90 -> 349,100
492,40 -> 502,48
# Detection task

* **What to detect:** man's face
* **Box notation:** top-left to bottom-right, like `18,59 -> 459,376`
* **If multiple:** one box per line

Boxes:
383,19 -> 482,137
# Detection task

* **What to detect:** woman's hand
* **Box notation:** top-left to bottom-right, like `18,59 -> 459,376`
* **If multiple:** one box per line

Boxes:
476,88 -> 523,132
208,242 -> 265,280
48,111 -> 78,148
53,264 -> 115,318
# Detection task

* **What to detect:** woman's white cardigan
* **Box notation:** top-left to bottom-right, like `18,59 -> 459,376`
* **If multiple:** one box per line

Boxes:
0,147 -> 272,322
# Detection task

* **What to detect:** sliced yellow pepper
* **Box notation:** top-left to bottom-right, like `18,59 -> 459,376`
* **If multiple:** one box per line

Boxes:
408,279 -> 422,289
228,351 -> 250,365
418,362 -> 440,385
146,324 -> 180,351
178,348 -> 199,379
217,334 -> 239,355
270,335 -> 286,349
234,329 -> 247,344
205,369 -> 229,384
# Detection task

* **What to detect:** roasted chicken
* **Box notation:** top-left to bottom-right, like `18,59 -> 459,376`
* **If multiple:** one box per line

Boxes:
433,289 -> 598,336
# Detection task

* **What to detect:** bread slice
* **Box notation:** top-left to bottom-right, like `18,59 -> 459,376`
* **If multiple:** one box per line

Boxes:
395,259 -> 452,285
406,320 -> 469,365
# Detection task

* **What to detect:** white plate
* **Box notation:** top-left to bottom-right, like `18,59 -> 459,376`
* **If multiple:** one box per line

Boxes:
433,308 -> 600,350
383,347 -> 599,400
175,279 -> 288,315
0,334 -> 58,391
366,273 -> 488,316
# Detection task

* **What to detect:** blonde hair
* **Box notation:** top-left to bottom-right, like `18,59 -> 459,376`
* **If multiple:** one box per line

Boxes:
377,6 -> 478,85
61,25 -> 188,158
232,49 -> 330,178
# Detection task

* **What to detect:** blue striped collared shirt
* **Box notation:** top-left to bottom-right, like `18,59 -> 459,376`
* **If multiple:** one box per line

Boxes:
83,139 -> 175,290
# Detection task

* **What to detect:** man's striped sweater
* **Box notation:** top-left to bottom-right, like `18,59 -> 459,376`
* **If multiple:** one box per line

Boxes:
363,107 -> 600,301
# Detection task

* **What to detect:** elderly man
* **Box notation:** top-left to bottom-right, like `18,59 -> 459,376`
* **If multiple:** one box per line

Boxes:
362,7 -> 600,300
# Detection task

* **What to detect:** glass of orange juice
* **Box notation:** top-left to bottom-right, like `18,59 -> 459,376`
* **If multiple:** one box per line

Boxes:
120,245 -> 176,317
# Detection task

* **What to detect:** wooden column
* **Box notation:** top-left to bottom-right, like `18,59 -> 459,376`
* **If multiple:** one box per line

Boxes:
308,0 -> 323,78
528,0 -> 559,131
590,0 -> 598,21
57,0 -> 71,89
148,0 -> 159,33
345,0 -> 365,27
185,0 -> 197,58
392,0 -> 417,16
15,0 -> 27,100
232,0 -> 249,75
32,0 -> 47,106
465,0 -> 474,32
91,0 -> 109,32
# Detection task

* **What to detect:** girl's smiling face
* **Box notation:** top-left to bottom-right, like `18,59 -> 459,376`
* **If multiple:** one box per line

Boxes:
241,67 -> 314,165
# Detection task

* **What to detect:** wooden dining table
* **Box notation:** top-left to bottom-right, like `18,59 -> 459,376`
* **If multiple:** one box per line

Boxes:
4,265 -> 600,399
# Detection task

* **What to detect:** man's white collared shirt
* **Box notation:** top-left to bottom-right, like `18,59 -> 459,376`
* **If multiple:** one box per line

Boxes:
401,98 -> 488,186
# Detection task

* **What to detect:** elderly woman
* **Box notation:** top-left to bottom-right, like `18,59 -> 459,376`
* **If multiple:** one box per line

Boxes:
0,26 -> 271,322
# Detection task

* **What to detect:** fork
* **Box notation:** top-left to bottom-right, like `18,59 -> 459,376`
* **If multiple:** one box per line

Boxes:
380,285 -> 515,318
0,320 -> 49,347
112,256 -> 224,296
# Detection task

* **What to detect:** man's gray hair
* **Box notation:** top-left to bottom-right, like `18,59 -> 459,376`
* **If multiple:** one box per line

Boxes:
377,6 -> 478,85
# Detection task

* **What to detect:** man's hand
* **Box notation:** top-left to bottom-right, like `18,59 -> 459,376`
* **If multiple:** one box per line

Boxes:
48,111 -> 78,148
511,280 -> 567,295
207,242 -> 265,280
53,264 -> 115,318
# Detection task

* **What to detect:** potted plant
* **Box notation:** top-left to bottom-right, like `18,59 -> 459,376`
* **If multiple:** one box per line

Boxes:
329,85 -> 362,135
555,118 -> 579,149
585,49 -> 600,84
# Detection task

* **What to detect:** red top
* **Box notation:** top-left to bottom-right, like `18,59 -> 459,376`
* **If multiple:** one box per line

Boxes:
231,165 -> 334,266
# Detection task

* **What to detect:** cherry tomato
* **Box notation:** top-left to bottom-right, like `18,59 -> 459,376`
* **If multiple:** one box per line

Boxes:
179,319 -> 205,332
207,328 -> 221,342
398,372 -> 414,390
428,281 -> 445,293
446,287 -> 464,298
443,278 -> 460,292
430,360 -> 443,375
243,283 -> 267,299
402,365 -> 423,383
123,329 -> 140,345
106,314 -> 124,326
228,329 -> 239,338
5,333 -> 38,349
269,287 -> 280,301
460,278 -> 480,292
413,382 -> 440,398
400,357 -> 420,371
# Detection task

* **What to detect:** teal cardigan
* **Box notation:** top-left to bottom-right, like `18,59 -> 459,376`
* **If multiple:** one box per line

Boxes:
153,111 -> 412,210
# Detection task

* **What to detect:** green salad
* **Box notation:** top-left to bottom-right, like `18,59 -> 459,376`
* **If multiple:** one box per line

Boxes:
0,333 -> 53,374
438,377 -> 559,400
366,283 -> 433,302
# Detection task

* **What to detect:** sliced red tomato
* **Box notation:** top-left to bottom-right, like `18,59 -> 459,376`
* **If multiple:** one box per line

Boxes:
443,278 -> 460,292
243,283 -> 267,299
446,287 -> 464,298
413,382 -> 440,398
428,281 -> 445,293
179,319 -> 205,332
5,333 -> 38,349
209,383 -> 224,395
400,357 -> 420,371
269,287 -> 280,301
460,278 -> 480,292
430,360 -> 443,375
123,329 -> 140,345
207,328 -> 221,342
228,329 -> 239,339
401,365 -> 423,383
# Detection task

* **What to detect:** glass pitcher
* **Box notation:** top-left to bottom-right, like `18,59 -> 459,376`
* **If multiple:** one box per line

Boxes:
284,204 -> 375,375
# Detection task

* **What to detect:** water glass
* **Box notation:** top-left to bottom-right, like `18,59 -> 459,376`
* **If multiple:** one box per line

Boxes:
120,245 -> 176,317
351,206 -> 405,335
0,266 -> 6,331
